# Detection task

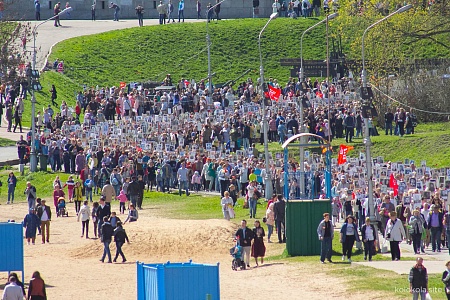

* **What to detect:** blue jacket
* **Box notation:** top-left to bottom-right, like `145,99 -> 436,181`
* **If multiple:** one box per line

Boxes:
340,222 -> 360,243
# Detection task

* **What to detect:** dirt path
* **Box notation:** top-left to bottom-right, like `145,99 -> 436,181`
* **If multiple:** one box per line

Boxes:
0,201 -> 378,299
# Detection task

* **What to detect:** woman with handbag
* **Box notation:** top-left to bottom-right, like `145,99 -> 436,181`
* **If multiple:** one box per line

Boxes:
339,215 -> 360,263
385,211 -> 406,261
409,208 -> 425,255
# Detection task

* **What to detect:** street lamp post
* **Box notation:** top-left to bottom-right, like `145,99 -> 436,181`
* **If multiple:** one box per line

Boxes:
30,7 -> 73,172
361,4 -> 412,222
298,12 -> 337,197
206,0 -> 225,92
258,12 -> 278,199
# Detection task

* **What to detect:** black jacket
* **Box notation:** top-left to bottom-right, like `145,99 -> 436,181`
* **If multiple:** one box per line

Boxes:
113,227 -> 129,243
235,227 -> 254,247
361,224 -> 377,241
127,180 -> 140,197
409,266 -> 428,289
37,205 -> 52,221
274,200 -> 286,222
97,203 -> 111,221
101,222 -> 114,242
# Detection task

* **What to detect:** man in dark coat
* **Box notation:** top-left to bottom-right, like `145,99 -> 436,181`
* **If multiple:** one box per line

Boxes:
274,194 -> 286,243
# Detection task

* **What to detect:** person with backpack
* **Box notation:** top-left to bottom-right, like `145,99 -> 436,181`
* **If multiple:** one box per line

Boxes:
110,168 -> 122,197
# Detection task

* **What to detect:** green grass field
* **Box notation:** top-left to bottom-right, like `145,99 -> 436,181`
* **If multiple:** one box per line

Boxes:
0,138 -> 16,147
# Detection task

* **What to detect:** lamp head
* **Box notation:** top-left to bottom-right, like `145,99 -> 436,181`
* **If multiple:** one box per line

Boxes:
327,12 -> 338,20
396,4 -> 412,13
269,12 -> 278,19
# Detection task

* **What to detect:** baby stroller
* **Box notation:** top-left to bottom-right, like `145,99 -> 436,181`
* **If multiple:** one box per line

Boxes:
57,197 -> 69,217
230,244 -> 245,271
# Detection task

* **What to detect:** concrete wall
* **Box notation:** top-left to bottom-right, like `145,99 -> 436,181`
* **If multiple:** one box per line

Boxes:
5,0 -> 278,20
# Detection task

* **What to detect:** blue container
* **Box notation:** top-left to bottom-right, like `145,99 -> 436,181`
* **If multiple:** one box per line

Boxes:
0,222 -> 24,281
137,261 -> 220,300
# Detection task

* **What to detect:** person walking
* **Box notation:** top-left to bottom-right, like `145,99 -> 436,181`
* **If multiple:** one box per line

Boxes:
24,182 -> 37,210
77,200 -> 90,239
35,0 -> 41,20
113,221 -> 129,263
235,220 -> 254,268
409,209 -> 426,255
177,0 -> 184,22
317,212 -> 334,263
6,103 -> 12,132
177,162 -> 190,196
50,84 -> 57,106
344,112 -> 355,143
23,208 -> 40,245
37,199 -> 51,244
274,194 -> 286,243
53,2 -> 61,27
214,0 -> 221,20
409,257 -> 428,300
96,197 -> 111,238
109,2 -> 120,21
196,0 -> 201,19
361,217 -> 377,261
157,1 -> 167,24
100,216 -> 113,263
135,4 -> 144,26
385,211 -> 406,261
91,201 -> 99,238
7,172 -> 17,204
27,271 -> 47,300
91,2 -> 96,21
167,0 -> 175,23
442,261 -> 450,300
427,204 -> 444,253
2,275 -> 23,300
340,215 -> 360,263
13,106 -> 23,133
221,191 -> 233,221
251,220 -> 265,267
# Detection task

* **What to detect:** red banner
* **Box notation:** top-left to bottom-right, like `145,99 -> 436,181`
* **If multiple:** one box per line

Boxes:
119,82 -> 126,89
268,85 -> 281,101
337,144 -> 354,165
389,173 -> 398,196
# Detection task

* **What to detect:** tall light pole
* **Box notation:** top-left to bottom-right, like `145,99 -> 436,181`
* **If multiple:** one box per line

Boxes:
361,4 -> 412,222
30,7 -> 73,172
206,0 -> 225,92
258,12 -> 278,199
298,12 -> 337,197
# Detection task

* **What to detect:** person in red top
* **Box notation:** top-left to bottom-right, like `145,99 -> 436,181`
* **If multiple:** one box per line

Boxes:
27,271 -> 47,300
53,185 -> 65,214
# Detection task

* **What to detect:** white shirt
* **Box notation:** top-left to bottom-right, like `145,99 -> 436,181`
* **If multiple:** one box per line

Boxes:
2,282 -> 23,300
41,206 -> 49,221
247,185 -> 256,198
365,225 -> 374,241
221,197 -> 233,211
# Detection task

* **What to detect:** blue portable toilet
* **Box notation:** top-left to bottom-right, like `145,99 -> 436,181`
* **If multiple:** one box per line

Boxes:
137,260 -> 220,300
0,222 -> 24,281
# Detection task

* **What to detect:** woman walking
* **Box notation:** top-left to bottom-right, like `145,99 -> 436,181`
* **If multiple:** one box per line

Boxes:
340,215 -> 360,263
27,271 -> 47,300
91,201 -> 99,238
23,208 -> 41,245
409,209 -> 425,255
265,203 -> 275,243
7,172 -> 17,204
77,200 -> 90,239
385,211 -> 406,261
361,217 -> 377,261
113,221 -> 129,263
251,220 -> 265,267
221,191 -> 233,221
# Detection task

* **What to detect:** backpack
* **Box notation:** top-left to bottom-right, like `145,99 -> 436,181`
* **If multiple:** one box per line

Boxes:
87,180 -> 93,188
112,177 -> 119,186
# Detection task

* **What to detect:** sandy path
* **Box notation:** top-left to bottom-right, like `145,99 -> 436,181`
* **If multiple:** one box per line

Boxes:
0,201 -> 381,299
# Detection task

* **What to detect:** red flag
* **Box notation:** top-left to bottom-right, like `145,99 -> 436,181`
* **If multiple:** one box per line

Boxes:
337,144 -> 354,165
268,85 -> 281,101
389,174 -> 398,196
316,91 -> 323,98
119,82 -> 126,89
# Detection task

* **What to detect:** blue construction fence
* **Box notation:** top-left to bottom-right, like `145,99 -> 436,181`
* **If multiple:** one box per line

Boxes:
137,261 -> 220,300
0,222 -> 24,282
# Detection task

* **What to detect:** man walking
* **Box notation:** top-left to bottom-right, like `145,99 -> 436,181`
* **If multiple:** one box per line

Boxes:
235,220 -> 254,268
177,162 -> 190,196
385,110 -> 394,135
178,0 -> 184,22
157,1 -> 167,24
100,216 -> 113,263
274,194 -> 286,243
167,0 -> 175,23
135,4 -> 144,26
317,212 -> 334,263
427,205 -> 443,252
37,199 -> 51,244
24,182 -> 37,210
127,176 -> 140,207
344,112 -> 355,143
16,135 -> 28,164
96,197 -> 111,238
35,0 -> 41,20
409,257 -> 428,300
196,0 -> 201,19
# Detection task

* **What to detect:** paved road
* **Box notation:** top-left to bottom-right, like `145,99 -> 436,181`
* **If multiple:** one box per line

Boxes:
29,19 -> 203,70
